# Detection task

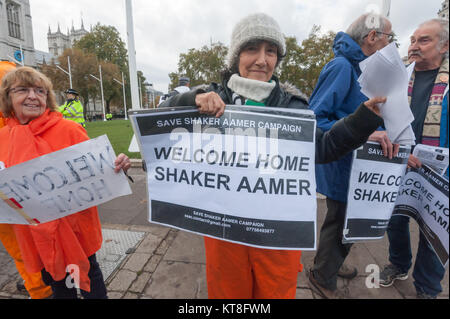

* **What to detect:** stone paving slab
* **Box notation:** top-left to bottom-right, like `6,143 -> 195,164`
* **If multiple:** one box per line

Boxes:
144,261 -> 208,299
296,288 -> 314,299
164,231 -> 206,264
107,269 -> 137,292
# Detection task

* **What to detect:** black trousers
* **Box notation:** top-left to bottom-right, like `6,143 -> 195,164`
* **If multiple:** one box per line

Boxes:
311,198 -> 353,290
41,254 -> 108,299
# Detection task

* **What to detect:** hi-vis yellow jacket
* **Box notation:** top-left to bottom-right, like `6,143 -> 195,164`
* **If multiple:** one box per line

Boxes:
58,99 -> 85,126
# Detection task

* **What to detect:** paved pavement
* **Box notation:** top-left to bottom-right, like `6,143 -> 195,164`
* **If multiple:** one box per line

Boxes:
0,161 -> 448,300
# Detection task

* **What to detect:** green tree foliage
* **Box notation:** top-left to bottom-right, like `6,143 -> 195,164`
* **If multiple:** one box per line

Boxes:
41,48 -> 124,114
276,36 -> 305,90
74,23 -> 148,111
74,24 -> 128,72
41,48 -> 98,107
169,43 -> 228,90
279,26 -> 336,97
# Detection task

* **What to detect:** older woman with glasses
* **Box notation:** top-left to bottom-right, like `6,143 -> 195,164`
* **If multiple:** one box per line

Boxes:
0,67 -> 131,299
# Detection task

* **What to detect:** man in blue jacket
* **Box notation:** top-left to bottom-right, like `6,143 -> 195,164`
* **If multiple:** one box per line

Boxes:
308,13 -> 396,299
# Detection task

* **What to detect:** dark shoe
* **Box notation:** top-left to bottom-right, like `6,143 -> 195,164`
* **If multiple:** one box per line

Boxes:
379,264 -> 408,287
337,264 -> 358,279
417,291 -> 437,299
16,281 -> 26,292
308,271 -> 348,299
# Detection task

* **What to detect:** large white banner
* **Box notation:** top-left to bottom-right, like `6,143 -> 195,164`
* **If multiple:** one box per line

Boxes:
130,106 -> 318,250
393,165 -> 449,268
343,142 -> 410,242
0,135 -> 132,225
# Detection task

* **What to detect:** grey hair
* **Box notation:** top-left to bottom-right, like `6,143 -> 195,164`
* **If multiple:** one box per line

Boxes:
419,19 -> 449,53
346,13 -> 388,46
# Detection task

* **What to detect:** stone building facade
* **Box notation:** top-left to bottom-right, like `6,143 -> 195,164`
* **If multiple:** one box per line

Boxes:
47,20 -> 88,57
0,0 -> 35,66
438,0 -> 449,19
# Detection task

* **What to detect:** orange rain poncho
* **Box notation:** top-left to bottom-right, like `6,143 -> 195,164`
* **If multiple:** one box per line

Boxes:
0,111 -> 5,129
0,61 -> 17,129
0,61 -> 52,299
0,110 -> 103,293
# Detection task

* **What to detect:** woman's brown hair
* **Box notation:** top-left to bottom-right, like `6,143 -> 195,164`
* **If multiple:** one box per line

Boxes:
0,67 -> 58,118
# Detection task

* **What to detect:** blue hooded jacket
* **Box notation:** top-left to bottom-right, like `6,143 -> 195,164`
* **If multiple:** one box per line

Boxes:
309,32 -> 368,202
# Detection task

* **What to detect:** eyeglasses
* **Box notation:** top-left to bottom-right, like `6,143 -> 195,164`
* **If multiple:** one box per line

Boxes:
364,31 -> 395,43
378,32 -> 395,42
9,86 -> 48,98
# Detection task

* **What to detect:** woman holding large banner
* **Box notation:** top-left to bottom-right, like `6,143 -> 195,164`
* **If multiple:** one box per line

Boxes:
0,67 -> 131,299
160,13 -> 387,299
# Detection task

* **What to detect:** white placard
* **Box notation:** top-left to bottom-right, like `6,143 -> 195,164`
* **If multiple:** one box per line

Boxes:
0,135 -> 132,225
393,165 -> 449,268
130,106 -> 318,250
343,142 -> 410,242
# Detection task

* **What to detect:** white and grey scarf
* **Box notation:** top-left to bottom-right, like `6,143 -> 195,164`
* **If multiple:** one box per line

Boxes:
227,73 -> 276,105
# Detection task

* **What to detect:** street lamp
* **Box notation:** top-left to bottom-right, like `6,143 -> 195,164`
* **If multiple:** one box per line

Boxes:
90,65 -> 106,122
56,56 -> 73,89
113,72 -> 128,120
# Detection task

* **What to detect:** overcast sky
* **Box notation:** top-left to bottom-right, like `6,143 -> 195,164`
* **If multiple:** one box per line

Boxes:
30,0 -> 446,93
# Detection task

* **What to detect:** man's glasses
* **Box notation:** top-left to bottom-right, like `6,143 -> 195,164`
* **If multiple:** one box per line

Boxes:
9,86 -> 48,98
364,31 -> 395,43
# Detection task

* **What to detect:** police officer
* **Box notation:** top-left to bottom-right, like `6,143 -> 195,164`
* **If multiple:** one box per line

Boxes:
58,88 -> 86,127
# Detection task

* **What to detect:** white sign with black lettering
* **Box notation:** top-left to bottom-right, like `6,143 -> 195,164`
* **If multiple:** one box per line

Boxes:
130,105 -> 317,250
0,135 -> 132,225
393,165 -> 449,268
343,142 -> 410,242
412,144 -> 449,176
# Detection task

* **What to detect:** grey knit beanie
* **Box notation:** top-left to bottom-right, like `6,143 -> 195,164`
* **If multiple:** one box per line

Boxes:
226,13 -> 286,70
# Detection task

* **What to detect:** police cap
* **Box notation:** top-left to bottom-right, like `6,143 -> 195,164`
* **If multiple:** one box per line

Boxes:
65,88 -> 79,96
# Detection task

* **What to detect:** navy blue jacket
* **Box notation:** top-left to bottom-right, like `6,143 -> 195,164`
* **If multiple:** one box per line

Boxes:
309,32 -> 368,202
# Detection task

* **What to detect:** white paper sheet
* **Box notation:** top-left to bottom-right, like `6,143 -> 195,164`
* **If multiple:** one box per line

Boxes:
358,43 -> 416,145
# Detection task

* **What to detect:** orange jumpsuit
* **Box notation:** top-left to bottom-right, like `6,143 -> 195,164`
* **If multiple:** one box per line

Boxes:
0,61 -> 52,299
204,237 -> 303,299
0,225 -> 52,298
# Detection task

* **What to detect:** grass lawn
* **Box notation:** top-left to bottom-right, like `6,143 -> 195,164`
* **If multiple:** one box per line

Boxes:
85,119 -> 141,159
